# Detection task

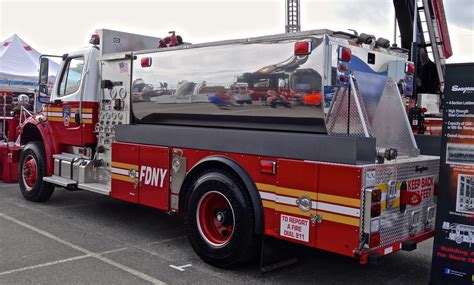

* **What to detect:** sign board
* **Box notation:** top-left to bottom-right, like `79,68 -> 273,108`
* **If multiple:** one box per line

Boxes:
280,214 -> 309,242
431,63 -> 474,284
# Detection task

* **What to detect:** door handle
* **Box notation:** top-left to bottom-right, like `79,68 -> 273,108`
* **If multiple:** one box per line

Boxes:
74,112 -> 81,124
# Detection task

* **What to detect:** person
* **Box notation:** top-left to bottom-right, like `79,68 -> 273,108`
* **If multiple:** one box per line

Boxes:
416,48 -> 440,94
209,90 -> 233,110
266,90 -> 291,108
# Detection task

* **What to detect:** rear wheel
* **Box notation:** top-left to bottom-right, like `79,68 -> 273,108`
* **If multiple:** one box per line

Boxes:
19,142 -> 55,202
185,169 -> 259,268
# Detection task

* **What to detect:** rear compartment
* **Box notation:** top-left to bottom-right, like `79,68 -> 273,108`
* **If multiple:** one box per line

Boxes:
359,155 -> 439,262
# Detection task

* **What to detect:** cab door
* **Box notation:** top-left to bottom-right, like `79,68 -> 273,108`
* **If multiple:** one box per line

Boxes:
46,56 -> 85,145
138,145 -> 170,210
45,48 -> 99,146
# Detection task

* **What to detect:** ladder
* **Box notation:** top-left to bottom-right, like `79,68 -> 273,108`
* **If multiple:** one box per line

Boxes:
416,0 -> 446,90
285,0 -> 300,33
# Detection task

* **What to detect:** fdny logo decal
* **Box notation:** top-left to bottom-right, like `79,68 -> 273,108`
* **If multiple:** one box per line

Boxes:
139,166 -> 167,187
128,169 -> 137,180
62,106 -> 71,127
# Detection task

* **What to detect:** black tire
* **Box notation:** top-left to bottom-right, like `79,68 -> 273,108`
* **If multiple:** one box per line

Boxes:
18,142 -> 55,202
185,169 -> 259,268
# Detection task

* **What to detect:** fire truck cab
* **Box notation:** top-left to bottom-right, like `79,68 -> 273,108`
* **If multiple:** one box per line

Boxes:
19,29 -> 440,268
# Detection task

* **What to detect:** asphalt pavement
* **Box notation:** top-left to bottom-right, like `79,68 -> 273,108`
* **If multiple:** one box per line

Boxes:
0,181 -> 434,284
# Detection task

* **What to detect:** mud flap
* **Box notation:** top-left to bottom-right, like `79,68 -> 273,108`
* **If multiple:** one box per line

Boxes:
260,235 -> 298,274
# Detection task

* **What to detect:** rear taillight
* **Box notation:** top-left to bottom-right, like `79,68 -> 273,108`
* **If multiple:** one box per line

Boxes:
294,41 -> 312,55
404,61 -> 415,96
338,46 -> 352,62
336,46 -> 352,87
364,187 -> 382,248
141,57 -> 152,68
371,203 -> 381,218
405,62 -> 415,74
371,188 -> 382,203
338,75 -> 349,83
338,62 -> 350,72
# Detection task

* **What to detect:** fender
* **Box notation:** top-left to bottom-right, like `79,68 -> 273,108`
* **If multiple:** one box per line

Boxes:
20,115 -> 60,176
185,155 -> 264,235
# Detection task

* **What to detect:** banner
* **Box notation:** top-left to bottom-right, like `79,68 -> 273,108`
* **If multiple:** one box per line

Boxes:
431,63 -> 474,284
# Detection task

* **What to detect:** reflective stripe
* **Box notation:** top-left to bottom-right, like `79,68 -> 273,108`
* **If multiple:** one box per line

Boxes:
44,107 -> 94,113
47,117 -> 63,122
260,190 -> 360,217
111,173 -> 134,183
317,193 -> 360,208
256,183 -> 317,200
111,161 -> 138,171
313,201 -> 360,217
256,182 -> 360,207
111,167 -> 130,176
47,112 -> 63,117
259,190 -> 275,201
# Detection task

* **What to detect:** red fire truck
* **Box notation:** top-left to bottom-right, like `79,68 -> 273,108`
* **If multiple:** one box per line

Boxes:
1,86 -> 35,182
19,29 -> 439,268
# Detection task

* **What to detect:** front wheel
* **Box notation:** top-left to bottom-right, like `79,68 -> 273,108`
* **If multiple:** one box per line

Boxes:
19,142 -> 55,202
185,169 -> 259,268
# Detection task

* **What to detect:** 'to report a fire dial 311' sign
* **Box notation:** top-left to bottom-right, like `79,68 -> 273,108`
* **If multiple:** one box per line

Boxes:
431,63 -> 474,285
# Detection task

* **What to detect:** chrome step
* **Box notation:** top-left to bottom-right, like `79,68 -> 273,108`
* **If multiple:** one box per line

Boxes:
78,183 -> 110,196
53,153 -> 82,162
43,175 -> 77,187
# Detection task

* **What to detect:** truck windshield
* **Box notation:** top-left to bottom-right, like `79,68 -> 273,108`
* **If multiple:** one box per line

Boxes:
58,57 -> 84,96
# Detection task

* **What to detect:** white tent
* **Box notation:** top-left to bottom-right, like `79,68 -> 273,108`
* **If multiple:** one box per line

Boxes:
0,34 -> 58,88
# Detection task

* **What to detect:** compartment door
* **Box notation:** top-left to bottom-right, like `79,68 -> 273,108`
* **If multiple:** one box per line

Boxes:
138,145 -> 170,210
111,142 -> 140,203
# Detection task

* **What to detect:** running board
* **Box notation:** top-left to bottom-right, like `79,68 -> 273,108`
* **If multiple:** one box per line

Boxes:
78,183 -> 110,196
43,175 -> 77,187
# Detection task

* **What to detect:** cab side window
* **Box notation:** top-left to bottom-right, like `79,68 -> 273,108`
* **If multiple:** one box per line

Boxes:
58,57 -> 84,96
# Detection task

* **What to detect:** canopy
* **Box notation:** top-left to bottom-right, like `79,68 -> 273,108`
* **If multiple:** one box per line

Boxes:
0,34 -> 58,88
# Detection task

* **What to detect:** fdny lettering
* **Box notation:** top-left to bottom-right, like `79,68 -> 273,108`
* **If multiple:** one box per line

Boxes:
139,166 -> 168,187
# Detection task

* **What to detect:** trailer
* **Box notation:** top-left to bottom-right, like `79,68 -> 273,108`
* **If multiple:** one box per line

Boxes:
19,29 -> 439,268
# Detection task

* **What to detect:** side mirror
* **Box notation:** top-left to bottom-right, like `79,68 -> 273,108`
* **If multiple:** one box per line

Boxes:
38,85 -> 48,96
37,85 -> 49,104
39,57 -> 49,85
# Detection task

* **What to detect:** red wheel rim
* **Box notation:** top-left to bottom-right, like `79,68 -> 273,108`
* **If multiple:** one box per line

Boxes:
22,155 -> 37,190
197,191 -> 235,247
